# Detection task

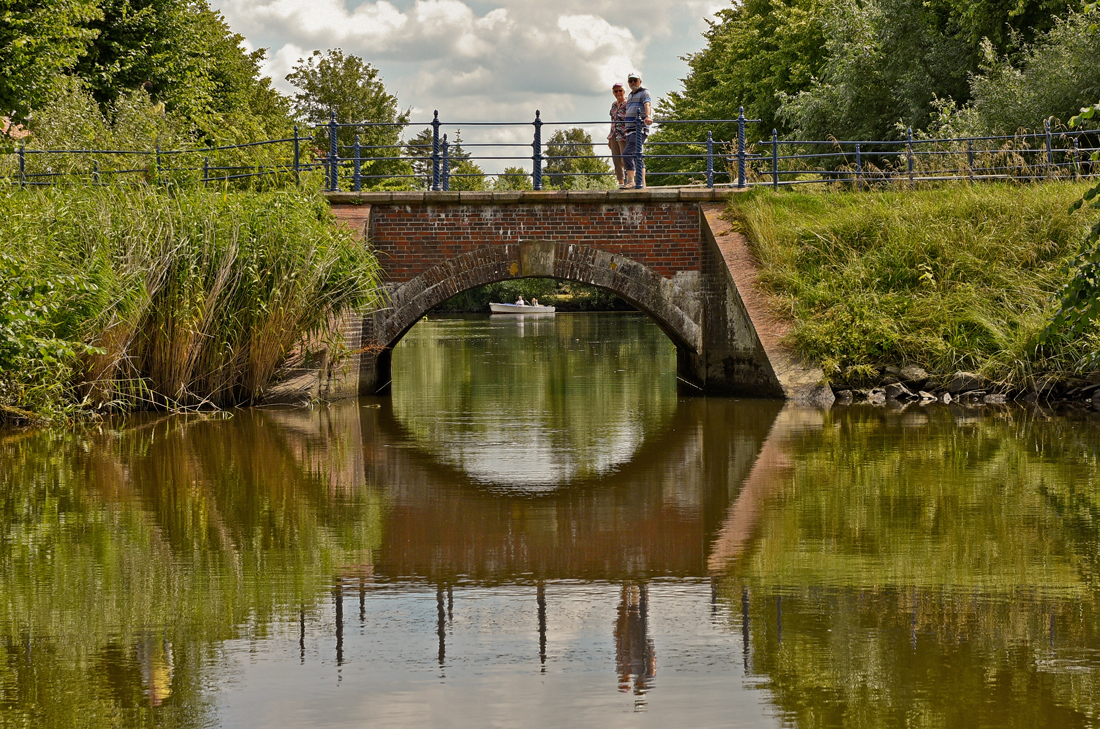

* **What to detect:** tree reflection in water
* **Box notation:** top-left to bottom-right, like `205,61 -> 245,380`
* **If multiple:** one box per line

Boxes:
1,312 -> 1100,727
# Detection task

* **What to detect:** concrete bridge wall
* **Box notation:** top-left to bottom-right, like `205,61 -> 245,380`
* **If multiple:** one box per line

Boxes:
322,190 -> 831,406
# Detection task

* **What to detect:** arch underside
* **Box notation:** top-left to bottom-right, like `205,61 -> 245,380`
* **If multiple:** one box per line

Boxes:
368,241 -> 703,355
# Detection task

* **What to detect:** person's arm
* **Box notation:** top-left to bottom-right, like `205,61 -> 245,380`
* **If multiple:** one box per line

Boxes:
644,94 -> 653,126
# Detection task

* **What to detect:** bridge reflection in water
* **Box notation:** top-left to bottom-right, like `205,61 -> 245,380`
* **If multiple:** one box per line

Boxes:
4,315 -> 1100,726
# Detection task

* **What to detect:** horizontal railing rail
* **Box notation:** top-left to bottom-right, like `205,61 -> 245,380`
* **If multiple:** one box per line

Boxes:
3,108 -> 1098,192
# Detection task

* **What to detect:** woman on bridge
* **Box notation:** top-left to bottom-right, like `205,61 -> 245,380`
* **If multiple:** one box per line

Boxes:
608,83 -> 628,187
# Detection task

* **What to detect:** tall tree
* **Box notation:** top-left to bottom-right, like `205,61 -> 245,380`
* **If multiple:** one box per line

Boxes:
287,49 -> 410,185
0,0 -> 101,121
544,128 -> 612,189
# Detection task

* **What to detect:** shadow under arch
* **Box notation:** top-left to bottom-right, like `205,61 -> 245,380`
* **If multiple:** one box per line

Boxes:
361,241 -> 704,393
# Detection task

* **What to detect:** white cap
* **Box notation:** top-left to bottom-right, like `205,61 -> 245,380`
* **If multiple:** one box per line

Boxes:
627,71 -> 641,81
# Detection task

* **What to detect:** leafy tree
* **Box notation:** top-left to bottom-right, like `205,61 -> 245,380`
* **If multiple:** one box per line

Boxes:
778,0 -> 977,142
287,48 -> 411,187
493,166 -> 534,191
0,0 -> 101,121
655,0 -> 829,141
968,10 -> 1100,133
544,128 -> 613,189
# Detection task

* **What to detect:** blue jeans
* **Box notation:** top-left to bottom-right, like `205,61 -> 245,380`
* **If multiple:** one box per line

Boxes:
622,131 -> 647,172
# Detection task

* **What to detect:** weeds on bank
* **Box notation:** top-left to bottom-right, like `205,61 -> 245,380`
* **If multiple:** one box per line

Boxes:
0,185 -> 381,424
731,182 -> 1100,384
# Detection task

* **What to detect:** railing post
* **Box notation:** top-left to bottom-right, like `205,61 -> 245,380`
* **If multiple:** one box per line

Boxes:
431,110 -> 441,192
771,129 -> 779,190
706,131 -> 715,189
154,143 -> 161,185
633,115 -> 644,188
441,134 -> 450,191
329,112 -> 338,192
18,142 -> 25,187
855,143 -> 862,191
968,139 -> 975,183
353,134 -> 362,192
93,159 -> 99,185
737,106 -> 746,188
1045,119 -> 1053,178
906,127 -> 914,190
1073,137 -> 1081,181
293,124 -> 300,184
203,157 -> 209,186
532,110 -> 543,191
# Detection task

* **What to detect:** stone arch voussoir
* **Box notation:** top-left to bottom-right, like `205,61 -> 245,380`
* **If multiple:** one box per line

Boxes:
369,241 -> 702,353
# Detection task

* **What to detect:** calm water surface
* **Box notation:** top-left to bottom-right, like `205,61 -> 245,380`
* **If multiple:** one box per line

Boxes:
2,312 -> 1100,728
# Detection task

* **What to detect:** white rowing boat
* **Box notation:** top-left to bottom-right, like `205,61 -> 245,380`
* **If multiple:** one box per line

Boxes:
489,302 -> 556,314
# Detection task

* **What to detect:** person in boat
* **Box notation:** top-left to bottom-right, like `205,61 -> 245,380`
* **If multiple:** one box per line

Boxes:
531,298 -> 539,306
515,296 -> 527,306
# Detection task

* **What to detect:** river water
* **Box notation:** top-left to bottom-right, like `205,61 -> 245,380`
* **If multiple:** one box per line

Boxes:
2,313 -> 1099,728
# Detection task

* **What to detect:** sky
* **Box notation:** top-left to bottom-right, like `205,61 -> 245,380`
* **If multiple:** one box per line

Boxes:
218,0 -> 727,169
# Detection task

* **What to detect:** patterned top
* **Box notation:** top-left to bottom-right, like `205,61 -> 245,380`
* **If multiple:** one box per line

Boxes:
624,86 -> 652,129
609,100 -> 629,141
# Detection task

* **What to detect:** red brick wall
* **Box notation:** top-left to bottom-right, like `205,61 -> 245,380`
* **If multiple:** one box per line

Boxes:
354,202 -> 702,281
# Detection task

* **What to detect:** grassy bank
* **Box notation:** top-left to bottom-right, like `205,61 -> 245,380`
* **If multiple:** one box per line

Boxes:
730,182 -> 1100,386
0,186 -> 380,424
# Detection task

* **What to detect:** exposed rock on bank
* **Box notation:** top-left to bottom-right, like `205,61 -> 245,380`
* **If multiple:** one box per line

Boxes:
831,368 -> 1100,410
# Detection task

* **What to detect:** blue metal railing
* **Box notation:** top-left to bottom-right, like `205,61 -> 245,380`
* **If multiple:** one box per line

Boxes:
4,108 -> 1098,192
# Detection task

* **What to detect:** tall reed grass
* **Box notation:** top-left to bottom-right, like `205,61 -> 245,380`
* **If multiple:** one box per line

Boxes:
731,182 -> 1100,385
0,185 -> 381,420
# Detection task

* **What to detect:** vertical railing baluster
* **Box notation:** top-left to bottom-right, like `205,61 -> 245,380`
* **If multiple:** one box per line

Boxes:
855,143 -> 862,191
1073,138 -> 1081,181
155,143 -> 161,185
1045,119 -> 1054,179
706,131 -> 714,189
532,110 -> 543,191
968,139 -> 975,183
92,159 -> 99,185
203,157 -> 209,186
633,116 -> 644,188
431,110 -> 441,191
353,134 -> 361,192
771,129 -> 779,190
907,127 -> 914,190
293,124 -> 300,184
441,134 -> 450,191
18,142 -> 25,187
329,112 -> 338,192
736,107 -> 746,188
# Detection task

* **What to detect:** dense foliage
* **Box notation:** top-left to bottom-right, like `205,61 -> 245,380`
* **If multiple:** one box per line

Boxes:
0,186 -> 380,422
732,183 -> 1099,384
543,128 -> 614,190
656,0 -> 1096,142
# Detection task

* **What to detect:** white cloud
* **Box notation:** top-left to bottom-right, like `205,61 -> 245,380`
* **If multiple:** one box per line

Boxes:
221,0 -> 720,170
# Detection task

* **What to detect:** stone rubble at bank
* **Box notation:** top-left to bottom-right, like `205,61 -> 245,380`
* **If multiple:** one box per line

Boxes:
830,366 -> 1100,411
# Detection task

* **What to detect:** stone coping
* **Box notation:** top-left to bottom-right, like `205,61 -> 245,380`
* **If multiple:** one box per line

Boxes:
325,186 -> 742,205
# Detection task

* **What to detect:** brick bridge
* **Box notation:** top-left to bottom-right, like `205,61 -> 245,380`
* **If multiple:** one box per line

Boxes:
324,188 -> 831,404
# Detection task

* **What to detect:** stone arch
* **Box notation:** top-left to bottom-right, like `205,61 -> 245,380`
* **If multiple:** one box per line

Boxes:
359,241 -> 703,393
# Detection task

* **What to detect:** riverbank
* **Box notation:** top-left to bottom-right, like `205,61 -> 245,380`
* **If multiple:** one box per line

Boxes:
0,186 -> 380,426
729,182 -> 1100,405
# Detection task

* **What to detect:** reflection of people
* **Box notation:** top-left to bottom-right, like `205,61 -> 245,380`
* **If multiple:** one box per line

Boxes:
622,72 -> 652,189
608,83 -> 628,187
136,634 -> 174,706
615,583 -> 656,696
515,295 -> 526,306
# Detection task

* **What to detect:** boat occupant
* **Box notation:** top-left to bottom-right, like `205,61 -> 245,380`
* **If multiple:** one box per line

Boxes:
531,298 -> 539,306
515,296 -> 526,305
